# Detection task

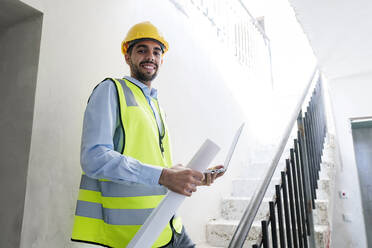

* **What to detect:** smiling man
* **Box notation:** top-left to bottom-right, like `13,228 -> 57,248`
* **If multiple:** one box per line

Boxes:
126,40 -> 162,83
71,22 -> 223,248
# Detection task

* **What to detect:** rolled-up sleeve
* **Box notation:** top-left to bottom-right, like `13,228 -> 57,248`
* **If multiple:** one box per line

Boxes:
80,80 -> 163,186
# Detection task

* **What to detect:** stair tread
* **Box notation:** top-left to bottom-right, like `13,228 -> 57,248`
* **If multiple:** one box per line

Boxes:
208,219 -> 261,227
208,219 -> 329,233
222,196 -> 272,201
314,224 -> 329,231
196,243 -> 221,248
233,177 -> 281,181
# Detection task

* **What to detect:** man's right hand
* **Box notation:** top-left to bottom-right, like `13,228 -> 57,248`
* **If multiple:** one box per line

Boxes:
158,164 -> 205,197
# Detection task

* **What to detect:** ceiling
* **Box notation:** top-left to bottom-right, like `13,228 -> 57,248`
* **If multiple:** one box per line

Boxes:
288,0 -> 372,81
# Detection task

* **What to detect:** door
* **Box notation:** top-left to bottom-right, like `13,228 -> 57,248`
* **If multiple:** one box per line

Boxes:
352,120 -> 372,247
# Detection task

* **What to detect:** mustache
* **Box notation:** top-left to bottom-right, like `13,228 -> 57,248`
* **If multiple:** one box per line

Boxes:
140,60 -> 158,67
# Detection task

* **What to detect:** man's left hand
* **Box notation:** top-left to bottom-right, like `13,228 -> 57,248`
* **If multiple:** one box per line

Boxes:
202,165 -> 225,186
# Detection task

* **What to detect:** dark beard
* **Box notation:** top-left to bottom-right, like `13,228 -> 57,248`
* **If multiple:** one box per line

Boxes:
130,61 -> 158,83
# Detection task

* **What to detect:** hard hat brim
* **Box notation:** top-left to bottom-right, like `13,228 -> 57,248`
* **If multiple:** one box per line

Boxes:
127,38 -> 165,53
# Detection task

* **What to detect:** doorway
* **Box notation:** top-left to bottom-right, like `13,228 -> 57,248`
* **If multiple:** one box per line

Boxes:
0,0 -> 42,247
351,119 -> 372,247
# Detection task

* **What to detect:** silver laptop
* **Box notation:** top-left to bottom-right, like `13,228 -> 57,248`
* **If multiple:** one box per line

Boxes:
205,123 -> 244,174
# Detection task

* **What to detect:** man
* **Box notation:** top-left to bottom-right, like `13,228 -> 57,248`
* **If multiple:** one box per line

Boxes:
71,22 -> 224,248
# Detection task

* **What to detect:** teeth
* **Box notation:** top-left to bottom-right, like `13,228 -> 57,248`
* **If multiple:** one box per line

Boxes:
143,64 -> 154,69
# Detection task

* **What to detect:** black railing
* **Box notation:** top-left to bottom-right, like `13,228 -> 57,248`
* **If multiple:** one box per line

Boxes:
228,71 -> 327,248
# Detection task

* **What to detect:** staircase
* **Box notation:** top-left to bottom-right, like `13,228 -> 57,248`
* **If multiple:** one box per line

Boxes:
200,134 -> 335,248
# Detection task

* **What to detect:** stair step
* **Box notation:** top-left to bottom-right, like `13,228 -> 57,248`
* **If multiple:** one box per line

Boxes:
315,224 -> 330,248
221,196 -> 271,221
206,220 -> 260,247
245,161 -> 286,179
206,219 -> 329,247
196,243 -> 221,248
221,196 -> 328,225
251,144 -> 276,163
319,161 -> 335,179
315,178 -> 331,200
314,199 -> 329,225
232,178 -> 280,198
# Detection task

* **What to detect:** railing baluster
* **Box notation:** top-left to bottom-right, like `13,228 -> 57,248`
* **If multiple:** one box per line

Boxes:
321,82 -> 327,140
297,128 -> 311,236
295,137 -> 308,248
313,97 -> 321,181
291,148 -> 303,248
281,171 -> 292,248
304,113 -> 317,207
275,185 -> 286,248
297,113 -> 317,247
269,201 -> 278,248
311,96 -> 320,181
309,98 -> 318,182
318,81 -> 324,164
262,220 -> 269,248
308,105 -> 317,186
314,87 -> 321,173
304,114 -> 313,195
319,83 -> 326,157
286,159 -> 298,248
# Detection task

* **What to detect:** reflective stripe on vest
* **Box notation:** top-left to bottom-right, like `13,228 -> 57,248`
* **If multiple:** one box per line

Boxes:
72,78 -> 182,248
80,174 -> 168,197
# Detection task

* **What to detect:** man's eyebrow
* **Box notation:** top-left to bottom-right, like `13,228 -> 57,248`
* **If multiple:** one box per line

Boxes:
134,44 -> 148,50
134,44 -> 162,51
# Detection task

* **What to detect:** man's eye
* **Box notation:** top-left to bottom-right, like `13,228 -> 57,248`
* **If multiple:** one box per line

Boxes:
137,50 -> 145,54
154,51 -> 161,56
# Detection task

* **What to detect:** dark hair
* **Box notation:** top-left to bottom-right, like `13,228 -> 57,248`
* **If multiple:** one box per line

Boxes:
127,38 -> 165,55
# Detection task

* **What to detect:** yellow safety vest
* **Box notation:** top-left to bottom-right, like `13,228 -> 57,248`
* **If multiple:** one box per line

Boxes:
71,78 -> 182,248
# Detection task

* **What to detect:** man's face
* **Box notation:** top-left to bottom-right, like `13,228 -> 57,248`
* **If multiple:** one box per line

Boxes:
125,40 -> 163,84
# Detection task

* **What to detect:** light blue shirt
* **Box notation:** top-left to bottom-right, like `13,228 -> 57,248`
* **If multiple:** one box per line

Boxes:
80,76 -> 164,185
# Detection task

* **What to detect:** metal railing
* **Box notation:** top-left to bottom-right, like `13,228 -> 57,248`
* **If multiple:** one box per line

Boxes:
228,69 -> 327,248
169,0 -> 273,87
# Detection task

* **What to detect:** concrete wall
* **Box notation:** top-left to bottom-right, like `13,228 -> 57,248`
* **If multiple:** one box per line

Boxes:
327,73 -> 372,248
18,0 -> 259,247
0,1 -> 42,247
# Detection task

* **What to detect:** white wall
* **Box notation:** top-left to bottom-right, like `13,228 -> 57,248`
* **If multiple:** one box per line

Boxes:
326,73 -> 372,248
19,0 -> 257,247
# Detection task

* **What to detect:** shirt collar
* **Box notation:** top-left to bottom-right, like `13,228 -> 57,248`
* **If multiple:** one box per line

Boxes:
123,76 -> 158,99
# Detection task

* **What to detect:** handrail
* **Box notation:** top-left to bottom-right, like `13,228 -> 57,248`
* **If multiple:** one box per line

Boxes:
228,68 -> 318,248
169,0 -> 272,72
236,0 -> 274,87
237,0 -> 270,41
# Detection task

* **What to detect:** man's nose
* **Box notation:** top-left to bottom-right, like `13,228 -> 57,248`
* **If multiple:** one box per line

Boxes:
144,51 -> 155,62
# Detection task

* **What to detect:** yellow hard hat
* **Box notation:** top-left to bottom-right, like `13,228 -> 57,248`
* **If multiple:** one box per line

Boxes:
121,21 -> 169,55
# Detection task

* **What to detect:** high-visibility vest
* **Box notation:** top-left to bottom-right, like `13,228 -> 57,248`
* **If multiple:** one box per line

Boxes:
71,78 -> 182,248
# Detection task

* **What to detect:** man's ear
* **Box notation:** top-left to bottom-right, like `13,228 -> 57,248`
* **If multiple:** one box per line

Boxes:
124,53 -> 130,65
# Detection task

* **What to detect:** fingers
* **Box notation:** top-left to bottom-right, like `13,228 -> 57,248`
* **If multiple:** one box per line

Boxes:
204,171 -> 218,186
159,165 -> 206,197
192,171 -> 204,185
211,171 -> 218,182
214,165 -> 224,169
202,164 -> 225,186
183,183 -> 197,196
215,170 -> 225,179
